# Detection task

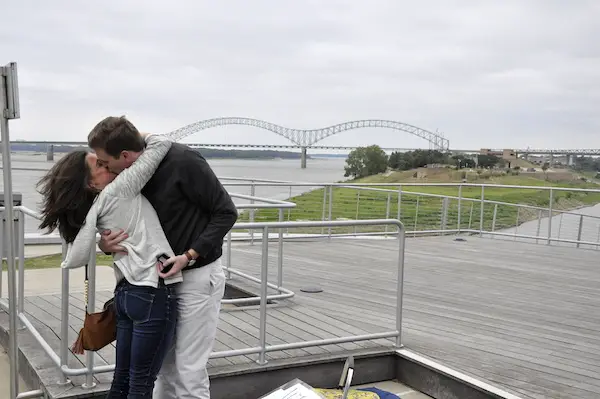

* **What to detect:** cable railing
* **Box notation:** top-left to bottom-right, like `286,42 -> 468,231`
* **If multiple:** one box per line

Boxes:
0,194 -> 296,302
1,214 -> 406,391
16,192 -> 295,244
220,180 -> 600,248
0,195 -> 297,394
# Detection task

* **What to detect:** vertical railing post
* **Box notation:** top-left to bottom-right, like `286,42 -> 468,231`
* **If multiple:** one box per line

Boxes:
395,226 -> 406,348
0,210 -> 4,298
249,182 -> 256,245
286,185 -> 292,235
397,186 -> 402,222
457,184 -> 463,233
257,226 -> 269,365
536,210 -> 543,244
59,241 -> 71,385
413,196 -> 420,237
547,189 -> 554,245
277,209 -> 284,289
225,230 -> 232,280
577,215 -> 584,248
354,191 -> 360,235
327,185 -> 333,237
17,209 -> 25,327
321,186 -> 327,235
440,197 -> 449,235
1,62 -> 21,399
385,194 -> 391,236
514,207 -> 520,241
479,186 -> 485,237
557,213 -> 564,244
83,246 -> 97,389
468,202 -> 474,230
491,204 -> 498,238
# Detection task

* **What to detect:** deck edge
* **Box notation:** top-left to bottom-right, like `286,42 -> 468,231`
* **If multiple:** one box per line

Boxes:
396,348 -> 525,399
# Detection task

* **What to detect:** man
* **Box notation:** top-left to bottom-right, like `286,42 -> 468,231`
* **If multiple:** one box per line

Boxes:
88,116 -> 238,399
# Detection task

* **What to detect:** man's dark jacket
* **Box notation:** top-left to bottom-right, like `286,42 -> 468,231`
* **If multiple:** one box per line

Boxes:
141,142 -> 238,269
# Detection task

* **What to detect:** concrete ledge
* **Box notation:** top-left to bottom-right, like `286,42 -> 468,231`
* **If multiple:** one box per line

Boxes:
0,311 -> 49,398
396,349 -> 524,399
1,309 -> 523,399
209,349 -> 397,399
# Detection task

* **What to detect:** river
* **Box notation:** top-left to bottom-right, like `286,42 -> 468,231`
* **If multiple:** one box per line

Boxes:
1,153 -> 347,233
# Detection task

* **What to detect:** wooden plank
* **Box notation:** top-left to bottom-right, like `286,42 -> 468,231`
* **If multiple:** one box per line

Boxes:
225,308 -> 318,358
4,235 -> 599,398
225,237 -> 600,399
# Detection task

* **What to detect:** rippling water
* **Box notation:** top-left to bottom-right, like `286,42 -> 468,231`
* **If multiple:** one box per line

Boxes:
1,152 -> 347,233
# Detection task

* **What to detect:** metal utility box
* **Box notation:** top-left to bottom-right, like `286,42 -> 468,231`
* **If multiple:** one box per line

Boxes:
0,192 -> 22,260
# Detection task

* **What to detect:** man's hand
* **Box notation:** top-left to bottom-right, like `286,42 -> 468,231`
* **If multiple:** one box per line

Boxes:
157,254 -> 188,279
98,229 -> 128,254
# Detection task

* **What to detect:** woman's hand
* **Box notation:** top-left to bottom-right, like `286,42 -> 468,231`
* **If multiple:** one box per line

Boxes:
157,254 -> 188,279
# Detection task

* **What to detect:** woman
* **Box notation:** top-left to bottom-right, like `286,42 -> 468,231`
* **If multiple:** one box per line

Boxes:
37,133 -> 181,398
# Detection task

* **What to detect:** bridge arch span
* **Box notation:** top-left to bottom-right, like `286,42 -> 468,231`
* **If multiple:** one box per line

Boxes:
167,117 -> 450,151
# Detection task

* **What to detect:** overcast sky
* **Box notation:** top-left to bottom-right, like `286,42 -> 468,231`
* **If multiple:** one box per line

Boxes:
1,0 -> 599,150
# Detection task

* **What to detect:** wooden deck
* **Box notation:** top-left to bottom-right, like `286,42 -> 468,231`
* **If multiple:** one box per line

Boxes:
2,236 -> 600,398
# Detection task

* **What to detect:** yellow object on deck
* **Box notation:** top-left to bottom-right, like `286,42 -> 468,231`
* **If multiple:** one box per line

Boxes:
314,388 -> 379,399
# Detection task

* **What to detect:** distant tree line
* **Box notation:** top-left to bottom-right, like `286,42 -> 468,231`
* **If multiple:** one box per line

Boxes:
5,143 -> 304,160
344,145 -> 504,179
572,156 -> 600,172
388,149 -> 448,170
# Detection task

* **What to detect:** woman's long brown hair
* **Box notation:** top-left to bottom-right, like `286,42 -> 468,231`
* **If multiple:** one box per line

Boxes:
37,150 -> 97,243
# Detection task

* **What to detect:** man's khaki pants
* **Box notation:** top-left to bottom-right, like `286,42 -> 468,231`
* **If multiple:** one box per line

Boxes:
154,259 -> 226,399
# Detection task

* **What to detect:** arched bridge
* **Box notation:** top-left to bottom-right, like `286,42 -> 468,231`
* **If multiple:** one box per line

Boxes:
166,117 -> 450,168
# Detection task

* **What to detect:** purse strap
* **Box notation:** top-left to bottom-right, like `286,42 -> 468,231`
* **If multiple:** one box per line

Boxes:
84,263 -> 89,308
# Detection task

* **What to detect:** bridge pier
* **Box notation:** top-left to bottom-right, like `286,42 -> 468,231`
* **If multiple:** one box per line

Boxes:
46,144 -> 54,161
300,147 -> 307,169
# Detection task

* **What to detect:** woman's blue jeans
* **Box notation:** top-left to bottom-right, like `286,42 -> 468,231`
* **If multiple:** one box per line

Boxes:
108,279 -> 177,398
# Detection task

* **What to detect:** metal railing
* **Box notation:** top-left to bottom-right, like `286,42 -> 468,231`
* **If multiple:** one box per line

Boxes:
220,180 -> 600,249
17,192 -> 294,244
1,214 -> 406,390
1,194 -> 296,303
0,194 -> 297,392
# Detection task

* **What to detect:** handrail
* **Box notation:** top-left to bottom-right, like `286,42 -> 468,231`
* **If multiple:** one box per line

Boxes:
230,193 -> 296,209
334,184 -> 600,221
3,193 -> 296,246
216,181 -> 600,247
6,192 -> 296,307
6,182 -> 600,246
223,181 -> 600,223
9,203 -> 296,306
2,218 -> 406,383
9,194 -> 296,218
1,193 -> 299,390
222,181 -> 600,194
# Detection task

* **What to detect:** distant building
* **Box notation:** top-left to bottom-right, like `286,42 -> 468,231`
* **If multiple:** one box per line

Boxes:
479,148 -> 517,160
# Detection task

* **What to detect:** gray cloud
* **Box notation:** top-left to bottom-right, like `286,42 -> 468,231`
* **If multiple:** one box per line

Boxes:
1,0 -> 599,150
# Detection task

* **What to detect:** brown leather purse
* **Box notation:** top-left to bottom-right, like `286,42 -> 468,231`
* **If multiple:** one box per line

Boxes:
71,264 -> 117,354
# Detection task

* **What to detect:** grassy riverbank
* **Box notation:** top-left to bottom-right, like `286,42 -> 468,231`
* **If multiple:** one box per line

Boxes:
242,168 -> 600,233
2,253 -> 113,271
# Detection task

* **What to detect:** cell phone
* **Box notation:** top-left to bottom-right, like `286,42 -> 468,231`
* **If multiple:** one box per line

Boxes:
157,253 -> 172,274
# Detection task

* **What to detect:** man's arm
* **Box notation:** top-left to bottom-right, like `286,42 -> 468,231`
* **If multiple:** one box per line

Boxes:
179,148 -> 238,259
105,134 -> 172,198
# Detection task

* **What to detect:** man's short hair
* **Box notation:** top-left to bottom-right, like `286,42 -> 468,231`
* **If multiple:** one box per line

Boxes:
87,116 -> 145,157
